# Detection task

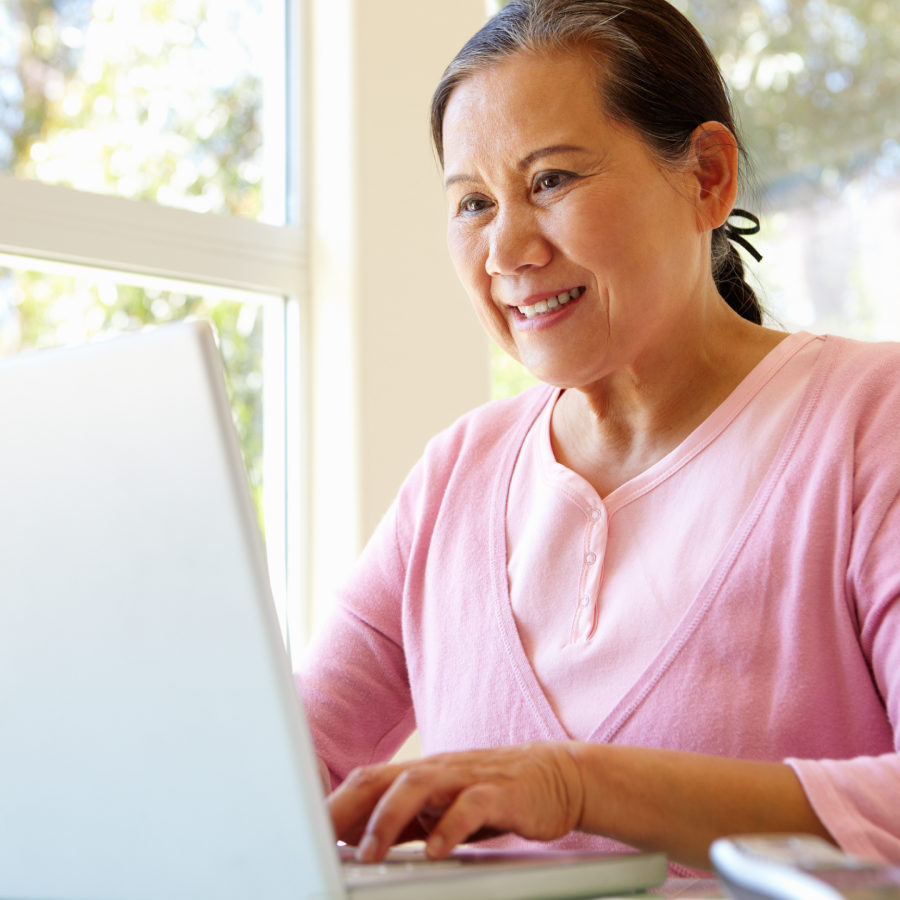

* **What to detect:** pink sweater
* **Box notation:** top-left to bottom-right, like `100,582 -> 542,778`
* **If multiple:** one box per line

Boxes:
506,334 -> 819,738
299,335 -> 900,865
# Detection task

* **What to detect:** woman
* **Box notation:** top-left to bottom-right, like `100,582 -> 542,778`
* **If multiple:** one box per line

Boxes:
299,0 -> 900,873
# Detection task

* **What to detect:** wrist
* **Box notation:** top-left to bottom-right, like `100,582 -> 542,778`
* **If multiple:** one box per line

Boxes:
563,741 -> 645,843
559,740 -> 604,833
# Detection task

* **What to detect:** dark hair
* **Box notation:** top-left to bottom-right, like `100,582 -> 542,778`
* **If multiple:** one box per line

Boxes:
430,0 -> 762,324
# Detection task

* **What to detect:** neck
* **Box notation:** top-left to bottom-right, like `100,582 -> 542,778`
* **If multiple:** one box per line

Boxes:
550,312 -> 787,497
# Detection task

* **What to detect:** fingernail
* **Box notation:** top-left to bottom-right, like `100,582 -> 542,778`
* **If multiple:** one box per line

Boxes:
358,834 -> 379,862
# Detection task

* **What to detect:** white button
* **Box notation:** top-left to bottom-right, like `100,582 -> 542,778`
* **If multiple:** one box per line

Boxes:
590,508 -> 603,521
585,552 -> 598,565
580,594 -> 591,608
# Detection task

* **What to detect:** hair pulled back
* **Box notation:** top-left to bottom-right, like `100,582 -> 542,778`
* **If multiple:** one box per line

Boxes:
430,0 -> 762,325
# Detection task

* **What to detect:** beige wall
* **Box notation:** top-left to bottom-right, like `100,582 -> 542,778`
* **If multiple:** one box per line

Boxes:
305,0 -> 491,633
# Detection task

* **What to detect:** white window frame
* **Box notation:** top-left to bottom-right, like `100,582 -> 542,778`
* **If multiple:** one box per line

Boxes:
0,0 -> 308,655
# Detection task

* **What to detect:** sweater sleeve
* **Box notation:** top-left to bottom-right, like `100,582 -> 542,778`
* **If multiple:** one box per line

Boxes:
788,361 -> 900,861
787,755 -> 900,860
787,510 -> 900,860
294,389 -> 548,791
295,494 -> 416,789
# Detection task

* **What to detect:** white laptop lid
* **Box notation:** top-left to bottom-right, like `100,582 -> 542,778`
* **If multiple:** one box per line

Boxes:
0,322 -> 345,900
0,320 -> 667,900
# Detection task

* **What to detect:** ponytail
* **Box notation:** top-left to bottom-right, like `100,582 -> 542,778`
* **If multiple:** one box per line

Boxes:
711,223 -> 763,325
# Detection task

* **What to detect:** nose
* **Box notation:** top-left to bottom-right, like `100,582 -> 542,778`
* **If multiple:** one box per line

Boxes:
485,207 -> 552,276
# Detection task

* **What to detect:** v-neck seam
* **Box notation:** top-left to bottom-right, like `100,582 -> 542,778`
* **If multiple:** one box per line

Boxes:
604,333 -> 817,512
535,333 -> 818,516
489,385 -> 572,740
591,335 -> 834,743
492,334 -> 830,743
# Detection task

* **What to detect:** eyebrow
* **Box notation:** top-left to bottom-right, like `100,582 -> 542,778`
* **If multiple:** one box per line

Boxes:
443,144 -> 592,189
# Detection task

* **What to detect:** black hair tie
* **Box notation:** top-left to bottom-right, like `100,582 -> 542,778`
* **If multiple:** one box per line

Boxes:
724,209 -> 763,263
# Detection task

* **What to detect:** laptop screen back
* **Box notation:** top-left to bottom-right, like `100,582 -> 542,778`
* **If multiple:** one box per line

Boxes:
0,323 -> 342,900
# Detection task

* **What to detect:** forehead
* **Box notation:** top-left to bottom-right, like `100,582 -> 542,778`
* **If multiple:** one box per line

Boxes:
441,49 -> 607,168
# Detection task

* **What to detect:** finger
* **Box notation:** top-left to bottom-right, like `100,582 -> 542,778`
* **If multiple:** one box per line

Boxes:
424,784 -> 507,859
327,762 -> 407,844
358,765 -> 468,861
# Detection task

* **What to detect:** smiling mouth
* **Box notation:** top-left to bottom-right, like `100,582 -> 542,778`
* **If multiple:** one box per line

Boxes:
516,286 -> 585,320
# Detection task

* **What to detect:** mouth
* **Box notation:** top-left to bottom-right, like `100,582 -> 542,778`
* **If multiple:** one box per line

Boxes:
515,286 -> 586,320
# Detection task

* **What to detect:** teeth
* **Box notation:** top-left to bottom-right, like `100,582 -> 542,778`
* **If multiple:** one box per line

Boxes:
518,286 -> 583,319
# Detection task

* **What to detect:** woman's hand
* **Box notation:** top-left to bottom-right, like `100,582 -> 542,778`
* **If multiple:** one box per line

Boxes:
327,742 -> 585,862
328,741 -> 835,870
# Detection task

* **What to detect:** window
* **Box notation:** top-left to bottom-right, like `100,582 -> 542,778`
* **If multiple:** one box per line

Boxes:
677,0 -> 900,339
0,0 -> 305,649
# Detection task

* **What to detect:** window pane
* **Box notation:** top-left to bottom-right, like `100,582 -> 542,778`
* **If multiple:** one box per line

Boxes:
0,0 -> 282,222
0,259 -> 275,526
490,342 -> 537,401
674,0 -> 900,337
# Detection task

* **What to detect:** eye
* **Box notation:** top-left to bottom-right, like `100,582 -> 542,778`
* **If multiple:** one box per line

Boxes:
457,193 -> 492,215
533,170 -> 573,193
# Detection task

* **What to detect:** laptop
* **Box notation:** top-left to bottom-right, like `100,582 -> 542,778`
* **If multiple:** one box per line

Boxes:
0,320 -> 667,900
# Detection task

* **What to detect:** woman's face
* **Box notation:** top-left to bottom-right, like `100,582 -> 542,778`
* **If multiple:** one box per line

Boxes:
441,49 -> 711,389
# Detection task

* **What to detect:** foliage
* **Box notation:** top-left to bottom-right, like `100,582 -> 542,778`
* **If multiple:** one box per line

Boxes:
675,0 -> 900,337
674,0 -> 900,197
1,0 -> 265,214
0,0 -> 269,520
491,342 -> 538,400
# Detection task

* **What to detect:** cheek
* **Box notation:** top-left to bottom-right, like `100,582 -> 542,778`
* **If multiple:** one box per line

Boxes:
556,195 -> 621,257
554,201 -> 653,293
447,227 -> 517,349
447,228 -> 498,320
446,227 -> 483,291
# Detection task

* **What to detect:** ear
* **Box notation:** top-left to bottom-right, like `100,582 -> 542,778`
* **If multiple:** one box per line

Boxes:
687,121 -> 739,231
